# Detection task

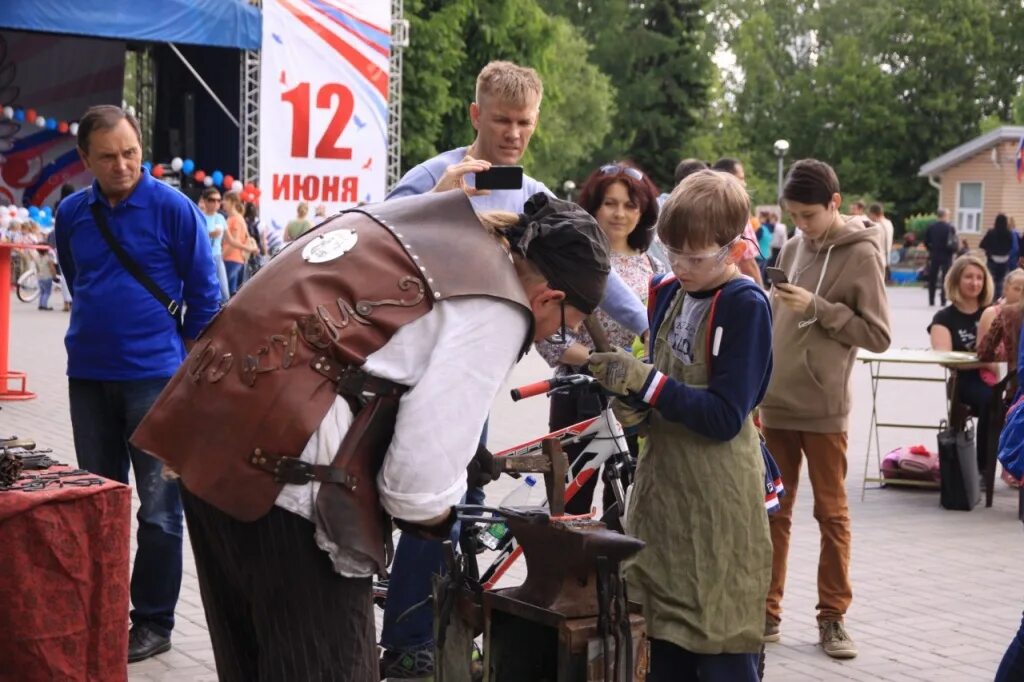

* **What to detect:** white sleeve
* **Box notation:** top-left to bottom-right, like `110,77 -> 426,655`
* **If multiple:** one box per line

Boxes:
375,297 -> 530,522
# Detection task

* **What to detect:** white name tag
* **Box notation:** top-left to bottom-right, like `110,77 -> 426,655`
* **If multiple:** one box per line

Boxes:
302,229 -> 358,263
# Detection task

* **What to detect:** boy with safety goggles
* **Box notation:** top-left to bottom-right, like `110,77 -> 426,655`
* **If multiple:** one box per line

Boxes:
588,169 -> 774,680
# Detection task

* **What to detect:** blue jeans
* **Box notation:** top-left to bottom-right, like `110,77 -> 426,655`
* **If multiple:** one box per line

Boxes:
997,612 -> 1024,681
381,424 -> 488,652
212,255 -> 229,303
68,377 -> 183,637
224,260 -> 244,295
37,277 -> 52,309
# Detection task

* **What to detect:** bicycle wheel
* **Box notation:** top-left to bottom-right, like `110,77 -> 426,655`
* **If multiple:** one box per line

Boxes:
16,270 -> 39,302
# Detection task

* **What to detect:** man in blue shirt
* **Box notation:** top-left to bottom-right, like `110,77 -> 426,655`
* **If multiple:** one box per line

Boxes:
380,60 -> 648,679
55,105 -> 220,663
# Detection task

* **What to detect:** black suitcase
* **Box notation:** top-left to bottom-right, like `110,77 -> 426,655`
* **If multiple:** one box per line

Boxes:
937,420 -> 980,511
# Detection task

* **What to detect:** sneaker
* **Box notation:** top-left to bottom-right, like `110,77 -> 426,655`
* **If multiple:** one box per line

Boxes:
764,618 -> 781,643
380,643 -> 434,679
818,620 -> 858,659
127,624 -> 171,663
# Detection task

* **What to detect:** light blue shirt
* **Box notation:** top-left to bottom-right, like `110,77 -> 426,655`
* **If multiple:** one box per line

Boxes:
204,211 -> 227,255
388,147 -> 648,334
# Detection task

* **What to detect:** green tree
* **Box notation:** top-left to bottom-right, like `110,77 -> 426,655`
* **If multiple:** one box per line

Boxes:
541,0 -> 715,189
397,0 -> 474,171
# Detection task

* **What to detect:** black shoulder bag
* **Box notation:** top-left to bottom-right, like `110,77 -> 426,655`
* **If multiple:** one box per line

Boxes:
89,202 -> 183,332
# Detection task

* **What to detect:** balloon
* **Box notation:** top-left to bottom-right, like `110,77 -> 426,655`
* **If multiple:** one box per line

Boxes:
194,170 -> 206,182
151,164 -> 165,179
17,207 -> 29,219
212,170 -> 224,187
222,174 -> 234,189
182,159 -> 195,174
203,176 -> 214,187
46,118 -> 57,130
142,161 -> 152,173
58,121 -> 69,134
34,116 -> 46,128
231,179 -> 243,192
40,215 -> 53,228
1,106 -> 12,119
170,157 -> 183,172
69,122 -> 79,136
13,109 -> 24,122
28,206 -> 40,220
25,109 -> 36,122
42,206 -> 52,217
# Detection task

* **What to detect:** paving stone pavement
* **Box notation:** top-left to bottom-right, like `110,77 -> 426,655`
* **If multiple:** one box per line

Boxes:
4,285 -> 1022,681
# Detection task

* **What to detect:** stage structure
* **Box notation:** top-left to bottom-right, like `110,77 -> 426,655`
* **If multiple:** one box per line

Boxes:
2,0 -> 409,213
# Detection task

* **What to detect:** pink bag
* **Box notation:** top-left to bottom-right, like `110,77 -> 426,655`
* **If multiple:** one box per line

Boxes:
882,445 -> 940,482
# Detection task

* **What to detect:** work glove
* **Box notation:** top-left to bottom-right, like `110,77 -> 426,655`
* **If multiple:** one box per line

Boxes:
612,398 -> 650,436
466,442 -> 498,489
589,349 -> 654,397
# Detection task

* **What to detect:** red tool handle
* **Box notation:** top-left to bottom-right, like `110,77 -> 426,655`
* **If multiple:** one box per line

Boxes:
510,379 -> 552,401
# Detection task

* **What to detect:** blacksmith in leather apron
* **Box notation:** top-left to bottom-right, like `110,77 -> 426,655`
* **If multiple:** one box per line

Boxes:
131,190 -> 610,680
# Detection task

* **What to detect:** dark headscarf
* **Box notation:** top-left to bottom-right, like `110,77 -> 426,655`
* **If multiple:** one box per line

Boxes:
504,193 -> 611,314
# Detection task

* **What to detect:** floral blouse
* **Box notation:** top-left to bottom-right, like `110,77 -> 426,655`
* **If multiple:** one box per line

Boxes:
536,251 -> 665,374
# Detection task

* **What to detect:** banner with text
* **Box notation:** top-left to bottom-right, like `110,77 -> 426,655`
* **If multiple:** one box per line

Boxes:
259,0 -> 390,233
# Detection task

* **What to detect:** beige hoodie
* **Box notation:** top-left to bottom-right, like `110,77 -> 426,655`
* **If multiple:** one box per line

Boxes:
760,215 -> 891,433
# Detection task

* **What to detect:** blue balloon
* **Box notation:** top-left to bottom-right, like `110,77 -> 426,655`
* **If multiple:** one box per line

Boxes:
46,118 -> 57,130
28,206 -> 40,219
40,215 -> 53,228
13,109 -> 24,122
142,161 -> 153,173
182,159 -> 195,174
42,205 -> 52,217
212,170 -> 224,187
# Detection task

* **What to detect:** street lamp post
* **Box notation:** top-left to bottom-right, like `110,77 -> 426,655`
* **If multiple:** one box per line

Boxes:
562,180 -> 576,201
773,139 -> 790,203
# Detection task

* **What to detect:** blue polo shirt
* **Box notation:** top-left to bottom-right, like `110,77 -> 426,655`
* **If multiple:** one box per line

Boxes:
55,173 -> 221,381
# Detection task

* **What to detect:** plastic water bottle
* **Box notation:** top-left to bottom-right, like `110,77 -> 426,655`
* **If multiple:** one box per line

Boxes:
477,475 -> 547,550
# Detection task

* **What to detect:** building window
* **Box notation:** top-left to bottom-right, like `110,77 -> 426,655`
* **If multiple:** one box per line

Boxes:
956,182 -> 983,234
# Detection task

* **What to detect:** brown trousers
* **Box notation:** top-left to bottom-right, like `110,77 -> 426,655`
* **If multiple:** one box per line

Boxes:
763,428 -> 852,623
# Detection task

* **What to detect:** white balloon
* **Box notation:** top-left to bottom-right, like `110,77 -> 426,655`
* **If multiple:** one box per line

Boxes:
170,157 -> 184,172
1,106 -> 12,119
35,116 -> 46,128
231,179 -> 243,192
69,122 -> 79,136
0,215 -> 9,230
17,207 -> 29,219
203,176 -> 214,187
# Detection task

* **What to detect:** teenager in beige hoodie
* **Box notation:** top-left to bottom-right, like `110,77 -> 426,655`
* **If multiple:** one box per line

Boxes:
760,159 -> 891,660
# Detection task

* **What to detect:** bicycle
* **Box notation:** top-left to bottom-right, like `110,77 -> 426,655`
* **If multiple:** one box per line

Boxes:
15,261 -> 63,304
373,372 -> 634,602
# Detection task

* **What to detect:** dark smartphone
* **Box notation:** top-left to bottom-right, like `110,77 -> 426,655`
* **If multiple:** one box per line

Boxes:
475,165 -> 524,190
765,267 -> 789,286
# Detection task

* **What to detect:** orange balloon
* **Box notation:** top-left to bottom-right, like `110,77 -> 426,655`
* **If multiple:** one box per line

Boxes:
57,121 -> 69,134
152,164 -> 165,178
194,170 -> 206,182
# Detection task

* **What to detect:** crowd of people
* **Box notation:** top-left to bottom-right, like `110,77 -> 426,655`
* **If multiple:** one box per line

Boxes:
13,55 -> 1024,682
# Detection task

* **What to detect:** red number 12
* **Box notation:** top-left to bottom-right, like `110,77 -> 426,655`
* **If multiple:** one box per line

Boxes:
280,82 -> 354,160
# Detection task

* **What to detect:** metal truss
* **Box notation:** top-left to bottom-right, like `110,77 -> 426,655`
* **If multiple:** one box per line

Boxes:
387,0 -> 409,192
240,0 -> 262,185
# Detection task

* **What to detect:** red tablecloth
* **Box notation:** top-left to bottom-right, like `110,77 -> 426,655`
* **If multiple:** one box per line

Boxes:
0,465 -> 131,682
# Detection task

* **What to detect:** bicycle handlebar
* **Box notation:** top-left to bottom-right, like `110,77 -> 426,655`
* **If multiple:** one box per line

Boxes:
510,374 -> 599,401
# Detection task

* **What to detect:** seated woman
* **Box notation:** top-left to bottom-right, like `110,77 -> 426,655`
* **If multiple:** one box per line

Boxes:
535,162 -> 664,519
977,268 -> 1024,485
928,254 -> 995,476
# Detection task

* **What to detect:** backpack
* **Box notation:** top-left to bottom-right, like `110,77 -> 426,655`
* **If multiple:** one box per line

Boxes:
946,223 -> 958,251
